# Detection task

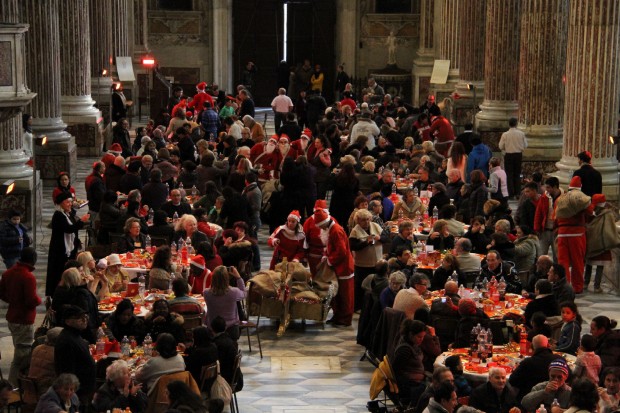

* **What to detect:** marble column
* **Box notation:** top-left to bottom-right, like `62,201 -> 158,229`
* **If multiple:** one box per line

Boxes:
212,0 -> 233,93
455,0 -> 486,99
90,0 -> 113,122
59,0 -> 102,156
111,0 -> 129,59
22,0 -> 77,183
518,0 -> 568,166
556,0 -> 620,199
336,0 -> 358,80
434,0 -> 460,98
476,0 -> 520,132
413,0 -> 434,106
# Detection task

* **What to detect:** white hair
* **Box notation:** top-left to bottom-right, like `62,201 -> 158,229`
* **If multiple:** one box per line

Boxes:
106,359 -> 129,382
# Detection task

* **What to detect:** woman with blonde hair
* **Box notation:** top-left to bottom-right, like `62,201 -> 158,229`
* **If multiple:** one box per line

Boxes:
203,265 -> 246,339
76,251 -> 109,298
173,213 -> 208,247
392,188 -> 425,220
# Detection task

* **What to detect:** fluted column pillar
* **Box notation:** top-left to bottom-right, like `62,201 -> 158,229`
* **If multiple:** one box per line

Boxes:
212,0 -> 233,93
336,0 -> 358,81
518,0 -> 568,164
22,0 -> 76,182
413,0 -> 434,106
455,0 -> 486,100
433,0 -> 460,97
556,0 -> 620,199
90,0 -> 113,120
476,0 -> 521,131
111,0 -> 129,64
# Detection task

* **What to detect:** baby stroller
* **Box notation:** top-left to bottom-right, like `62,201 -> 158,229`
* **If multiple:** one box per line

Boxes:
366,350 -> 412,413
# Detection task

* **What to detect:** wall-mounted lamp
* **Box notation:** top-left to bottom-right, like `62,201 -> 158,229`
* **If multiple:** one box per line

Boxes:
1,180 -> 15,195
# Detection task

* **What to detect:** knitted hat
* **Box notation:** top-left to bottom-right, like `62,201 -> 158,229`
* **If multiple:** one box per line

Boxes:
288,210 -> 301,222
190,255 -> 206,270
314,209 -> 331,227
458,298 -> 477,316
313,199 -> 328,212
196,81 -> 207,90
110,143 -> 122,153
569,176 -> 582,189
548,358 -> 569,376
107,253 -> 121,266
55,192 -> 73,204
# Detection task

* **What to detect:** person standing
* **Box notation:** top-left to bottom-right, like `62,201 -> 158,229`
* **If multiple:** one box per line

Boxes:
0,247 -> 41,386
498,117 -> 528,199
486,157 -> 510,207
241,61 -> 257,94
334,65 -> 350,101
572,150 -> 603,197
0,210 -> 32,269
271,88 -> 294,134
238,89 -> 255,119
111,84 -> 132,122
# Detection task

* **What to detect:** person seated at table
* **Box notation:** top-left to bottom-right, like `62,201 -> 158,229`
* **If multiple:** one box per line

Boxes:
362,259 -> 390,301
484,202 -> 515,239
524,279 -> 559,327
453,298 -> 489,348
414,366 -> 454,413
51,266 -> 80,327
469,367 -> 519,413
598,367 -> 620,413
552,301 -> 582,355
233,221 -> 261,271
149,246 -> 174,290
195,240 -> 223,271
161,189 -> 193,219
487,232 -> 515,263
76,251 -> 109,298
144,299 -> 186,345
173,214 -> 209,249
428,219 -> 455,253
29,327 -> 63,397
423,380 -> 459,413
148,210 -> 174,245
509,335 -> 563,402
478,251 -> 520,293
427,183 -> 451,217
184,326 -> 219,388
390,220 -> 418,257
98,190 -> 122,244
573,334 -> 602,385
414,308 -> 442,374
548,263 -> 575,305
92,359 -> 147,413
35,373 -> 81,413
462,215 -> 490,254
392,188 -> 426,220
413,165 -> 435,194
430,281 -> 460,318
102,253 -> 129,292
204,266 -> 246,340
393,273 -> 430,320
62,266 -> 99,344
439,205 -> 464,237
193,208 -> 217,239
379,270 -> 407,309
104,298 -> 146,344
267,210 -> 305,270
187,255 -> 212,294
444,355 -> 471,397
564,379 -> 600,413
169,278 -> 204,318
118,217 -> 147,254
590,316 -> 620,371
211,316 -> 242,387
430,254 -> 460,291
216,229 -> 253,269
118,191 -> 149,235
392,246 -> 416,280
513,225 -> 539,273
392,319 -> 428,408
522,255 -> 552,298
521,358 -> 572,412
527,312 -> 552,342
454,238 -> 481,275
135,332 -> 185,391
165,380 -> 208,413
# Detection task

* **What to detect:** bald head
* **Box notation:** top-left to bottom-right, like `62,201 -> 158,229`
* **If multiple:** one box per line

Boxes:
445,281 -> 458,295
536,255 -> 553,273
532,334 -> 548,350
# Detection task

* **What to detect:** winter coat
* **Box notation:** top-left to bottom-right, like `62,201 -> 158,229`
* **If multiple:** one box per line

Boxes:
0,219 -> 31,260
467,143 -> 493,179
513,235 -> 539,272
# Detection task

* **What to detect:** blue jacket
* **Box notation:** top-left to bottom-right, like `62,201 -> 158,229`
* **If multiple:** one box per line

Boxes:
467,143 -> 493,181
0,219 -> 31,260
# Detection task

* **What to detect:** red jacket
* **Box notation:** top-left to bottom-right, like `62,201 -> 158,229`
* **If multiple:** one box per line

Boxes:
325,221 -> 355,279
0,262 -> 41,324
429,116 -> 455,156
188,91 -> 214,113
188,268 -> 212,294
534,191 -> 557,234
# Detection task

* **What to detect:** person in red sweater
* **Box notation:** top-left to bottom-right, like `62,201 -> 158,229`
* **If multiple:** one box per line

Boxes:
314,209 -> 355,326
188,255 -> 212,294
0,247 -> 42,385
268,210 -> 306,270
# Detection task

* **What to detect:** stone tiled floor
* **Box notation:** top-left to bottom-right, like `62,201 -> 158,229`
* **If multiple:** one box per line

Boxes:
0,112 -> 618,412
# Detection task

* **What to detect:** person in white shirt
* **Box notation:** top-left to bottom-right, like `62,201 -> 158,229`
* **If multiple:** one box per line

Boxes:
454,238 -> 481,274
271,88 -> 294,134
498,117 -> 528,199
350,111 -> 380,150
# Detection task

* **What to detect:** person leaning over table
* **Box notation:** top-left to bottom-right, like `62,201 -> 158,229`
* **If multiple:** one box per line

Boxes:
392,319 -> 428,408
392,188 -> 426,220
469,367 -> 519,413
393,273 -> 430,320
173,214 -> 209,248
117,217 -> 147,254
523,279 -> 559,327
428,219 -> 455,252
453,298 -> 489,348
390,220 -> 418,257
521,358 -> 572,413
92,359 -> 147,413
104,298 -> 146,344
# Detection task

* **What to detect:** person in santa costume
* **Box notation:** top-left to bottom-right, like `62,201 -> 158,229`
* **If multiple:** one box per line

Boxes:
250,135 -> 283,182
304,200 -> 330,274
267,210 -> 306,270
313,209 -> 354,326
188,255 -> 212,294
290,132 -> 311,157
277,134 -> 298,165
554,175 -> 592,294
188,81 -> 214,118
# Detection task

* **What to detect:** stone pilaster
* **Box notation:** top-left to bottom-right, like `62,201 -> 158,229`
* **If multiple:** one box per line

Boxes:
59,0 -> 102,156
434,0 -> 460,98
476,0 -> 521,132
22,0 -> 77,183
518,0 -> 568,165
556,0 -> 620,200
413,0 -> 434,106
212,0 -> 233,93
336,0 -> 358,81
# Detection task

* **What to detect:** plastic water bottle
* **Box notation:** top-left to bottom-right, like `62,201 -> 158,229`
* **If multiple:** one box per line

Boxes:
392,184 -> 397,194
168,272 -> 175,293
449,271 -> 458,284
405,168 -> 410,176
148,208 -> 154,225
121,336 -> 131,356
96,328 -> 106,355
178,182 -> 184,191
551,399 -> 560,410
170,240 -> 177,255
178,237 -> 185,250
143,334 -> 153,357
458,284 -> 465,298
413,187 -> 419,197
138,274 -> 146,300
191,185 -> 198,197
432,206 -> 438,223
378,166 -> 384,174
145,234 -> 151,251
185,236 -> 193,255
172,211 -> 179,224
498,276 -> 507,301
536,404 -> 547,413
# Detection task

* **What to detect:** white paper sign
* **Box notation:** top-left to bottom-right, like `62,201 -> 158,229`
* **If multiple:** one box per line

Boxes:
431,60 -> 450,84
116,57 -> 136,82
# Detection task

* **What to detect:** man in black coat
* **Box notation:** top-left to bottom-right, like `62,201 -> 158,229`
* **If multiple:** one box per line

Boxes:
517,182 -> 539,229
470,367 -> 519,413
523,279 -> 559,327
455,122 -> 477,155
508,335 -> 563,401
160,189 -> 192,219
572,150 -> 602,197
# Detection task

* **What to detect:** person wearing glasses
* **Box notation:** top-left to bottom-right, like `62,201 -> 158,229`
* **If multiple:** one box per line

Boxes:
393,273 -> 430,320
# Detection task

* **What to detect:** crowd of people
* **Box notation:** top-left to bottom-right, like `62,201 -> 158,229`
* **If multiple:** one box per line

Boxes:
0,69 -> 619,413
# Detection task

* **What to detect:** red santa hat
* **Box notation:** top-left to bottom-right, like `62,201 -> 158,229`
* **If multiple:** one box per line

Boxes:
190,255 -> 205,270
109,143 -> 122,153
428,94 -> 436,102
186,111 -> 193,118
268,135 -> 279,144
592,193 -> 606,207
279,135 -> 290,143
569,176 -> 582,189
196,81 -> 207,90
288,210 -> 301,222
314,209 -> 331,227
313,199 -> 328,212
301,128 -> 312,139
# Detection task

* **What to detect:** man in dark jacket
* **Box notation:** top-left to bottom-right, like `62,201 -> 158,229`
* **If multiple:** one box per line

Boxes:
305,90 -> 327,134
572,150 -> 602,197
469,367 -> 519,413
509,335 -> 563,401
141,169 -> 169,212
160,189 -> 192,219
176,127 -> 196,163
86,162 -> 106,222
0,210 -> 31,269
523,279 -> 559,327
517,182 -> 539,229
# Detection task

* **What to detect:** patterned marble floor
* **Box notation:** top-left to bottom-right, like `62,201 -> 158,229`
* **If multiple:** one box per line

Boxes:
0,112 -> 618,412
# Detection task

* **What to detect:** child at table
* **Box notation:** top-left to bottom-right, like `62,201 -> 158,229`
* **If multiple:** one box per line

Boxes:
573,334 -> 602,385
444,354 -> 471,397
553,301 -> 582,355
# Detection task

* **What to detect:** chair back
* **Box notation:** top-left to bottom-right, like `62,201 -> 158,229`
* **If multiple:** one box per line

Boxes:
147,371 -> 200,413
181,313 -> 204,342
431,315 -> 459,351
230,350 -> 243,392
199,362 -> 218,392
19,377 -> 38,406
462,271 -> 481,288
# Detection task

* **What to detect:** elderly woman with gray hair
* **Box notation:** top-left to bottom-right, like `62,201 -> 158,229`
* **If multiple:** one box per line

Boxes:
92,359 -> 147,413
379,270 -> 407,309
35,373 -> 80,413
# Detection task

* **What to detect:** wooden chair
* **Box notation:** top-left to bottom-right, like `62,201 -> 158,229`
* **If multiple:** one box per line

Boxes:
199,362 -> 218,396
229,351 -> 243,413
181,313 -> 204,343
147,371 -> 200,413
239,299 -> 263,358
18,376 -> 39,413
